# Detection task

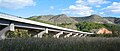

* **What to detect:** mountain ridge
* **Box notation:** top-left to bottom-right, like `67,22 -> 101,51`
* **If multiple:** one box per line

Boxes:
28,14 -> 120,24
71,15 -> 114,24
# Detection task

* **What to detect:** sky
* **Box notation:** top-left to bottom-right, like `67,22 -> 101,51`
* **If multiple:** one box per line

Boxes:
0,0 -> 120,18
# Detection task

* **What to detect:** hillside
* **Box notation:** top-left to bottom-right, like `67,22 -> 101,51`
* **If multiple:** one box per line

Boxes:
29,14 -> 120,24
71,14 -> 113,24
28,14 -> 78,29
105,17 -> 120,24
29,14 -> 78,24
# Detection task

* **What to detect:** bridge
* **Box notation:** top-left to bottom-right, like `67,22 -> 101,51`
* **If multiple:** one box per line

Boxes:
0,12 -> 94,39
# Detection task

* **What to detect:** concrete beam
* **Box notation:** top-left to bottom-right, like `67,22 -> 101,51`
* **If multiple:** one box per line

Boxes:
34,28 -> 48,38
53,31 -> 63,38
64,32 -> 72,38
78,34 -> 83,37
72,33 -> 79,37
0,23 -> 15,40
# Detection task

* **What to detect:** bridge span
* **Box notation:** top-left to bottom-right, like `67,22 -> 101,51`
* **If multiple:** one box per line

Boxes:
0,12 -> 94,39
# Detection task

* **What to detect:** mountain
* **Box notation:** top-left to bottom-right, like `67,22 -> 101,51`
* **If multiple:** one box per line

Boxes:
29,14 -> 120,24
71,14 -> 113,24
115,18 -> 120,24
29,14 -> 78,24
104,17 -> 120,24
29,15 -> 54,21
29,14 -> 78,29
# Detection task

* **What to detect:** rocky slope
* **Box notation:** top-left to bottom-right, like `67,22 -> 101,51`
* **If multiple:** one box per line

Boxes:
29,14 -> 78,29
29,14 -> 120,24
71,14 -> 113,24
29,14 -> 78,24
105,17 -> 120,24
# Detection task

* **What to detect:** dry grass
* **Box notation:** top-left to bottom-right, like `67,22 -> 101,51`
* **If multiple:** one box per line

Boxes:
0,37 -> 120,51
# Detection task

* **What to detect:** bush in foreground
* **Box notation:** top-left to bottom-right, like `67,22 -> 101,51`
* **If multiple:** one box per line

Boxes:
0,37 -> 120,51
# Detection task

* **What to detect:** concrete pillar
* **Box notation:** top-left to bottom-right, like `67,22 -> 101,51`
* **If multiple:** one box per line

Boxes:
9,23 -> 15,31
64,32 -> 72,38
78,34 -> 83,37
34,28 -> 48,38
83,34 -> 87,37
72,33 -> 79,37
45,28 -> 48,34
0,23 -> 15,40
53,31 -> 63,38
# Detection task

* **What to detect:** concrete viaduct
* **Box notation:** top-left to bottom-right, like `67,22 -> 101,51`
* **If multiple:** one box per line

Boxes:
0,12 -> 94,39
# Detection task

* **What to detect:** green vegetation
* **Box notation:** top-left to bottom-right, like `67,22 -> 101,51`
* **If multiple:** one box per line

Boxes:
76,22 -> 120,37
76,22 -> 105,32
0,37 -> 120,51
57,23 -> 72,27
6,29 -> 31,38
76,22 -> 120,32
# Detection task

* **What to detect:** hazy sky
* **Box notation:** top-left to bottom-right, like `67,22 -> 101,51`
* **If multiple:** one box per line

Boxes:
0,0 -> 120,18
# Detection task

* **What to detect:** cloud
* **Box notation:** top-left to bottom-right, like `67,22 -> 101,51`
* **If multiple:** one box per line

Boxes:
99,12 -> 104,15
50,6 -> 54,9
88,0 -> 110,4
76,0 -> 110,7
62,0 -> 110,16
64,5 -> 94,16
0,0 -> 35,9
103,2 -> 120,14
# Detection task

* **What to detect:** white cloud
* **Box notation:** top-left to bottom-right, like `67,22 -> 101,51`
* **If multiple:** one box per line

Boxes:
0,0 -> 35,9
103,2 -> 120,14
62,0 -> 110,16
50,6 -> 54,9
68,5 -> 94,16
88,0 -> 110,4
99,12 -> 104,15
76,0 -> 110,7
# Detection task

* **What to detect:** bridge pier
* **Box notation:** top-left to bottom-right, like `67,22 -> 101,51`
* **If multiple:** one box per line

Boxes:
34,28 -> 48,38
83,34 -> 87,37
0,23 -> 15,40
78,34 -> 84,37
64,32 -> 73,38
53,31 -> 63,38
72,33 -> 79,37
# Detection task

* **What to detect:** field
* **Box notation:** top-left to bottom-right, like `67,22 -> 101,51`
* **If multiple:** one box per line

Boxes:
0,37 -> 120,51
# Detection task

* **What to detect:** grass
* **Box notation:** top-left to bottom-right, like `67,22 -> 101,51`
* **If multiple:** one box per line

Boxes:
0,37 -> 120,51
